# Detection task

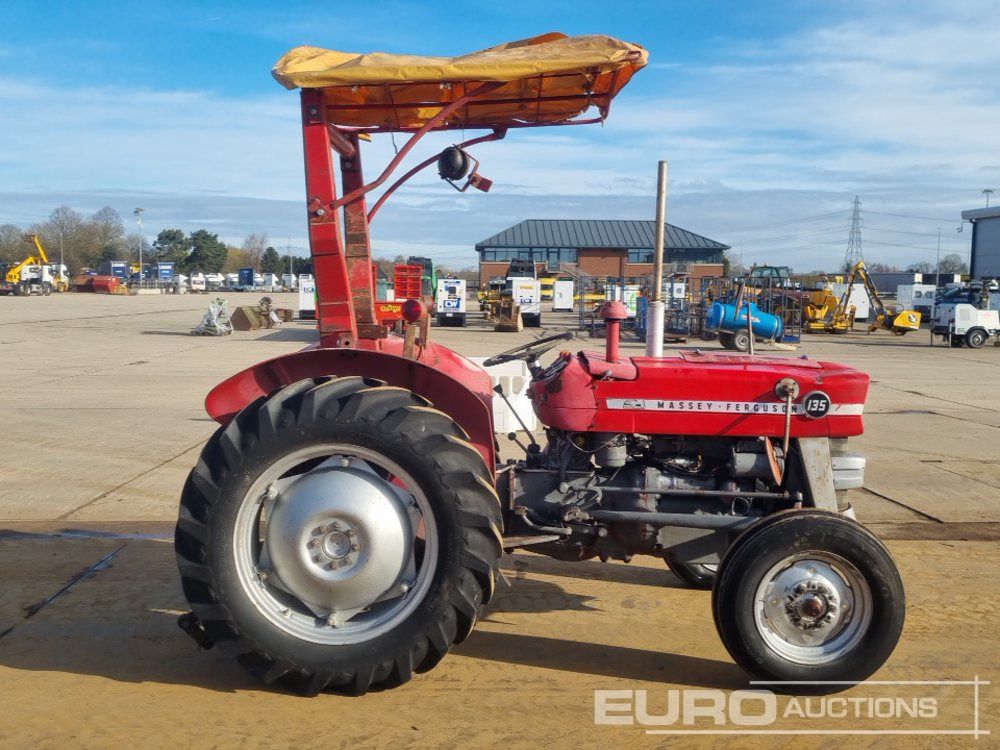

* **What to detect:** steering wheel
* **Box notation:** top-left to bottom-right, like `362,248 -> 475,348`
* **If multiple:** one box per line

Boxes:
481,331 -> 575,367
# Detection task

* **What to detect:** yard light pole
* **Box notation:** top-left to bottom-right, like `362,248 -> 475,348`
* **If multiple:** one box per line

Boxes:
134,208 -> 144,286
984,189 -> 994,208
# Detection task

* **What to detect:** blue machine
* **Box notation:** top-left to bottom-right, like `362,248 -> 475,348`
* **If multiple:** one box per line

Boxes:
705,301 -> 784,351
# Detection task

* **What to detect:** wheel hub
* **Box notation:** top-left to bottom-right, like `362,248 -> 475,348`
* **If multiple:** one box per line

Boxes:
264,466 -> 413,616
758,558 -> 862,657
785,582 -> 836,630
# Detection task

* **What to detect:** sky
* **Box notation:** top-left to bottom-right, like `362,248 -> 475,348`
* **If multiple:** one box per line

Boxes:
1,0 -> 998,271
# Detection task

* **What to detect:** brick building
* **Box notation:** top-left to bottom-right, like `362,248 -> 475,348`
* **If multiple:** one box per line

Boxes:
475,219 -> 729,288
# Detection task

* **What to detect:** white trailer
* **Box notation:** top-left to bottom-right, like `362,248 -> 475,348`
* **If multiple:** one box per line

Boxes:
435,278 -> 467,327
509,277 -> 542,327
553,279 -> 574,311
261,273 -> 282,292
896,283 -> 937,318
298,274 -> 316,320
933,303 -> 1000,348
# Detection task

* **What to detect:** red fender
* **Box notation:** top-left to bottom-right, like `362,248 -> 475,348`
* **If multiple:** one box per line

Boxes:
205,344 -> 496,470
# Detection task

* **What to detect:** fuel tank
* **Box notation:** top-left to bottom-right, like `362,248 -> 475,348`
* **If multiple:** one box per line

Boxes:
529,350 -> 869,438
706,301 -> 784,340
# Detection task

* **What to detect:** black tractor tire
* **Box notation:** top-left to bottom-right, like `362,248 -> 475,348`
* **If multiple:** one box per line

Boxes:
175,376 -> 503,696
665,555 -> 717,590
712,510 -> 904,693
718,331 -> 735,349
42,282 -> 52,296
18,281 -> 31,296
965,329 -> 987,349
732,329 -> 751,352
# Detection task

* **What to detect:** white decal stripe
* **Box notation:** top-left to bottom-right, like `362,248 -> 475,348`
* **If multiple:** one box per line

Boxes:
605,399 -> 865,416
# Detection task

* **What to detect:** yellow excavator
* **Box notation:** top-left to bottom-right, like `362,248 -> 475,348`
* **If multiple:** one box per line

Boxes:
833,260 -> 920,336
807,261 -> 920,335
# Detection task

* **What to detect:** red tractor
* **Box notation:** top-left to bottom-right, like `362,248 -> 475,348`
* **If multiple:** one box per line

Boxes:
175,33 -> 904,696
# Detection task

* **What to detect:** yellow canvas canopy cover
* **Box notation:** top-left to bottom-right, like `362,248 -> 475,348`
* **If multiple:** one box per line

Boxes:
272,32 -> 647,130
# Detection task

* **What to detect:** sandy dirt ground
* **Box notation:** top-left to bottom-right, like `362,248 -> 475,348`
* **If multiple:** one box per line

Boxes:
0,292 -> 997,749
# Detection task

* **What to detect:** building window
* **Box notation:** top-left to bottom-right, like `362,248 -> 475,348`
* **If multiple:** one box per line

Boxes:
628,249 -> 654,263
480,247 -> 578,263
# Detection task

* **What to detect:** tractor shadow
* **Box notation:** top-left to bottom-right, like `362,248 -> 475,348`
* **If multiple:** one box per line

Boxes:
0,533 -> 251,694
257,326 -> 320,343
455,630 -> 745,689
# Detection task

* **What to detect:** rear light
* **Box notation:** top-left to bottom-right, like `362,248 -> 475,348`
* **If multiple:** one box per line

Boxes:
401,298 -> 424,323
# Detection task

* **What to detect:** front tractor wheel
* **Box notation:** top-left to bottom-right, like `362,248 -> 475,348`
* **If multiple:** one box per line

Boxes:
712,511 -> 904,693
174,376 -> 503,695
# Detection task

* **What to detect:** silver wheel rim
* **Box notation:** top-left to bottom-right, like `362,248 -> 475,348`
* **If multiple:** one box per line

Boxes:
232,443 -> 438,645
754,552 -> 872,665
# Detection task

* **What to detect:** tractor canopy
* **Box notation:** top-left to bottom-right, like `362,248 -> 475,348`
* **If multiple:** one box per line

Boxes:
272,32 -> 647,130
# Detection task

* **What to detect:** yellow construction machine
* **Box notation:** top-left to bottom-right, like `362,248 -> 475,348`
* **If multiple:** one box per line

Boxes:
834,261 -> 921,334
802,286 -> 855,333
1,234 -> 68,295
801,263 -> 920,335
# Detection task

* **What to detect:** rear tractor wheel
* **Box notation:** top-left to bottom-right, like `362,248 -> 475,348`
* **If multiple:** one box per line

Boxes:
174,376 -> 503,695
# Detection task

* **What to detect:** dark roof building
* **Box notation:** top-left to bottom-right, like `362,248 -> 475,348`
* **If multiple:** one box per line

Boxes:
475,218 -> 729,286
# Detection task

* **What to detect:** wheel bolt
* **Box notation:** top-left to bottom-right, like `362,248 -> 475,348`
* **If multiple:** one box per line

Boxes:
351,543 -> 360,551
331,521 -> 341,531
347,528 -> 357,537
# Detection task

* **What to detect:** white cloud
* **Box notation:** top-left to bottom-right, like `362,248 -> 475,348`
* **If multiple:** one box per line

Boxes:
0,3 -> 997,272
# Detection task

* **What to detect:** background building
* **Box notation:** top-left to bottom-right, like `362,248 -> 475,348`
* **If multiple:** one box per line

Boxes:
476,219 -> 729,288
961,206 -> 1000,279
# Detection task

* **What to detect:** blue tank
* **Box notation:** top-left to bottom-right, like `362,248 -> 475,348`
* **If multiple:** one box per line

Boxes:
706,301 -> 784,340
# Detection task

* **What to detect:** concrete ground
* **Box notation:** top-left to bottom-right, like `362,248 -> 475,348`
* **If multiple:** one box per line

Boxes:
0,292 -> 997,748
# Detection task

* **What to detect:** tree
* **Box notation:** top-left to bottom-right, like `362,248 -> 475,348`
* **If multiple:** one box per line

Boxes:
241,233 -> 268,270
123,233 -> 151,263
281,253 -> 311,276
0,224 -> 26,263
223,247 -> 252,273
261,246 -> 282,274
40,206 -> 88,271
938,253 -> 968,275
90,206 -> 125,260
864,262 -> 897,273
906,261 -> 934,273
186,229 -> 229,273
722,249 -> 746,277
152,229 -> 191,266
